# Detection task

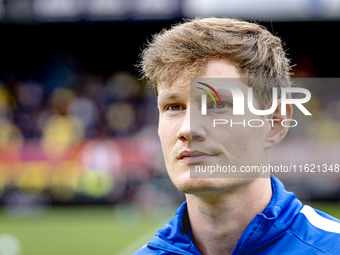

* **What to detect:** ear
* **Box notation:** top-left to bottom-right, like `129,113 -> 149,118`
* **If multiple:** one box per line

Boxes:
265,99 -> 293,149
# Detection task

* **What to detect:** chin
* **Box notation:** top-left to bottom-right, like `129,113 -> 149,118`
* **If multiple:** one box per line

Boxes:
173,178 -> 231,194
172,176 -> 255,195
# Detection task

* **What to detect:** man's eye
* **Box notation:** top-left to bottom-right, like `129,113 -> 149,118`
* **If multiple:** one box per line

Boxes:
166,104 -> 185,111
208,101 -> 231,109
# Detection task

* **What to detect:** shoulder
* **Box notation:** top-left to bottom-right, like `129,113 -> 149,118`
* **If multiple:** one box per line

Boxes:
288,205 -> 340,254
133,244 -> 169,255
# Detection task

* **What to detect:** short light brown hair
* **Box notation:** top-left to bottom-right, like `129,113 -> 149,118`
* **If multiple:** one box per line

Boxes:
139,17 -> 292,108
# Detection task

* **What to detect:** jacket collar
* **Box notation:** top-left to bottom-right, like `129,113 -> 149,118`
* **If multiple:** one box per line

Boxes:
232,176 -> 303,254
148,176 -> 303,255
148,201 -> 200,254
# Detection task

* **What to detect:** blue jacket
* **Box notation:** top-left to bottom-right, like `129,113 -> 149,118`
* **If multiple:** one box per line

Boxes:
134,177 -> 340,254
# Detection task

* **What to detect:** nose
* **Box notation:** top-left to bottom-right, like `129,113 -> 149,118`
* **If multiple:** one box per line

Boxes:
177,106 -> 206,142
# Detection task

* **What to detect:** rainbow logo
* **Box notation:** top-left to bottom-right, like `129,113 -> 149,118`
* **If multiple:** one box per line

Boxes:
196,82 -> 222,106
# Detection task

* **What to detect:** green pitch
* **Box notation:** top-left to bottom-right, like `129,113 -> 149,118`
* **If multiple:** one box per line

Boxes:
0,204 -> 176,255
0,203 -> 339,255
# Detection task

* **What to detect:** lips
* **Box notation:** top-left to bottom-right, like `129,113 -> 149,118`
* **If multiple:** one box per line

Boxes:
178,150 -> 216,163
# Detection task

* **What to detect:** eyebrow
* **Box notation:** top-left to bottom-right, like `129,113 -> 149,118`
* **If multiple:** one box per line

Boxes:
214,90 -> 233,100
157,93 -> 182,103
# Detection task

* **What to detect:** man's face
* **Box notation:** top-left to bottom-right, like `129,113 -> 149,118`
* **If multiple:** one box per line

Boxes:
157,59 -> 273,194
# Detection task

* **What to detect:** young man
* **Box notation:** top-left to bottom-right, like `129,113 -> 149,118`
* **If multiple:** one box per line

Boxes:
134,18 -> 340,255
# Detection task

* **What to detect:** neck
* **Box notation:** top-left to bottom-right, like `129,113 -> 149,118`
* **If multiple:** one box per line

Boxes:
186,178 -> 272,255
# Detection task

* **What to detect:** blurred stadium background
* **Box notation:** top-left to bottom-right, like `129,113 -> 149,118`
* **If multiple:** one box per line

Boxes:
0,0 -> 339,254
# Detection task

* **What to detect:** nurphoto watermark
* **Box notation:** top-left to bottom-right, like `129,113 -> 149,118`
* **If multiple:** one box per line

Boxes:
189,78 -> 339,179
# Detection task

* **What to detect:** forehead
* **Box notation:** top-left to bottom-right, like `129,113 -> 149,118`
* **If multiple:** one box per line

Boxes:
157,59 -> 241,100
157,79 -> 189,104
203,59 -> 241,78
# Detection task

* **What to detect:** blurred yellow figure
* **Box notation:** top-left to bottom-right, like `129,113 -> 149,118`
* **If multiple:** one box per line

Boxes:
106,102 -> 135,131
0,83 -> 15,108
0,118 -> 23,197
0,118 -> 23,151
42,114 -> 84,159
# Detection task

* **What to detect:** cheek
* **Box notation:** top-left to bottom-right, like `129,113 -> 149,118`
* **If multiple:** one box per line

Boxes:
212,124 -> 266,154
158,119 -> 178,155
